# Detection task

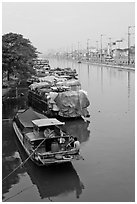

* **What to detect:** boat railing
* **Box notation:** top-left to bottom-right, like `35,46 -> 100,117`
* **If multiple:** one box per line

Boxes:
37,148 -> 78,157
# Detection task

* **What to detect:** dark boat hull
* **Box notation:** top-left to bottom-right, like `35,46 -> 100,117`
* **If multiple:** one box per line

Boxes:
28,91 -> 83,119
12,108 -> 82,166
13,121 -> 79,166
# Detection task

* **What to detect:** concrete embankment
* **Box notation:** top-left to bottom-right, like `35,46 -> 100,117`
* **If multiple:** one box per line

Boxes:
59,57 -> 135,71
80,60 -> 135,71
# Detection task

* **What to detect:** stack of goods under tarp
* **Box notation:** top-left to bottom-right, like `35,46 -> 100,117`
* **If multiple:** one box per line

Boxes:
54,90 -> 90,118
29,82 -> 51,91
56,79 -> 81,91
28,75 -> 90,118
37,75 -> 67,84
29,77 -> 81,92
49,67 -> 78,79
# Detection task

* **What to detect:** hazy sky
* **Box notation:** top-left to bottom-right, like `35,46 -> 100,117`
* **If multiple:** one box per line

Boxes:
2,2 -> 135,53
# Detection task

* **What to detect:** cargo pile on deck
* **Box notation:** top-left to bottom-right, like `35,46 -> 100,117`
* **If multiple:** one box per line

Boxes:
28,59 -> 90,119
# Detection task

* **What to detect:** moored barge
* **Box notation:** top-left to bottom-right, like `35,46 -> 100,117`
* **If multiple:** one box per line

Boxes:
13,108 -> 82,166
28,76 -> 90,119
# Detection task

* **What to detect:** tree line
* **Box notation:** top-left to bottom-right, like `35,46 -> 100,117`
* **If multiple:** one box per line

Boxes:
2,32 -> 39,81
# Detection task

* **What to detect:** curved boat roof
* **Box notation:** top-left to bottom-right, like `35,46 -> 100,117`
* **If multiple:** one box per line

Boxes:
16,108 -> 46,128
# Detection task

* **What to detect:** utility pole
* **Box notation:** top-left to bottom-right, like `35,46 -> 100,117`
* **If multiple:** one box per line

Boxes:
128,26 -> 135,65
71,44 -> 73,58
87,39 -> 90,60
96,41 -> 98,51
66,47 -> 68,58
78,41 -> 80,60
96,41 -> 98,60
100,34 -> 103,63
128,26 -> 131,65
108,37 -> 112,56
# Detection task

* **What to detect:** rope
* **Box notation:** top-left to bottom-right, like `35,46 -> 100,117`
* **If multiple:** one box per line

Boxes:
2,131 -> 54,182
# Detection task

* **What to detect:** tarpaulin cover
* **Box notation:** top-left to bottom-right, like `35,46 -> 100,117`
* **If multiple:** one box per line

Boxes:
29,82 -> 51,90
56,79 -> 81,91
38,76 -> 57,83
16,108 -> 46,128
56,79 -> 81,87
55,90 -> 90,117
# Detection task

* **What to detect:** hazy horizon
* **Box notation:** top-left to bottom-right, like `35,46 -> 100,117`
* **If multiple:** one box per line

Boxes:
2,2 -> 135,54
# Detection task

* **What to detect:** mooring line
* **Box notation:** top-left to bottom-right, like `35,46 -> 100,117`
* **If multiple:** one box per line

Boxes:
2,131 -> 53,182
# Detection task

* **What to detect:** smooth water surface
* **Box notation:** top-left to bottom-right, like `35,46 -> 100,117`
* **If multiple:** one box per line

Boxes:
2,58 -> 135,202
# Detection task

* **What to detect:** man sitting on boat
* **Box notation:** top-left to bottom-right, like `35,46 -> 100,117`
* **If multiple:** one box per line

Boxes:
67,136 -> 80,153
74,137 -> 80,153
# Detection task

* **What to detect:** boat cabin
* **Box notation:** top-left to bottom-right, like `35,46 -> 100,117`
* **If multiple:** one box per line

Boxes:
32,118 -> 65,138
25,118 -> 70,154
13,108 -> 80,165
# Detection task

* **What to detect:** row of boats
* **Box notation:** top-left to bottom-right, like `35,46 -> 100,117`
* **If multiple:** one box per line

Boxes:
28,66 -> 90,118
13,59 -> 90,166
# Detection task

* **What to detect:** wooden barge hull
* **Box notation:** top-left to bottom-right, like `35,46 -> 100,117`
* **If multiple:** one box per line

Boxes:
13,121 -> 80,166
28,90 -> 83,119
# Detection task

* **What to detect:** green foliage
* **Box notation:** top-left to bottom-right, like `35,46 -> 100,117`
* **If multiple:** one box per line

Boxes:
2,32 -> 38,80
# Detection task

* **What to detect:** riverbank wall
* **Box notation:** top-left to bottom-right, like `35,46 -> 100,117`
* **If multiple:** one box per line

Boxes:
81,60 -> 135,71
52,56 -> 135,71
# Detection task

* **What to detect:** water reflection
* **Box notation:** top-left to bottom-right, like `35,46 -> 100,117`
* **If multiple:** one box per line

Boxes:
2,89 -> 86,201
15,138 -> 84,200
2,88 -> 29,200
64,119 -> 90,143
87,65 -> 90,79
2,58 -> 135,202
2,121 -> 24,200
127,71 -> 131,111
101,67 -> 103,93
3,130 -> 84,201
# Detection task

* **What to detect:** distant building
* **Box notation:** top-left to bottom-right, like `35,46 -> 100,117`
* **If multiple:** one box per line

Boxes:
112,48 -> 128,58
111,45 -> 135,64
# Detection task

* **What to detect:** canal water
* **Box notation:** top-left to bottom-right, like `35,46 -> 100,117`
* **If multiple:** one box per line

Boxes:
2,58 -> 135,202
